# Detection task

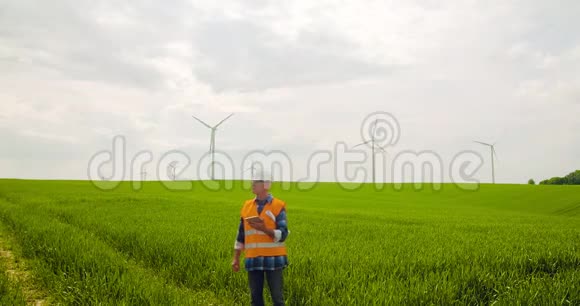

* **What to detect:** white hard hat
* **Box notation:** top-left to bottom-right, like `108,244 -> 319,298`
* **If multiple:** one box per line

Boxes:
252,169 -> 272,182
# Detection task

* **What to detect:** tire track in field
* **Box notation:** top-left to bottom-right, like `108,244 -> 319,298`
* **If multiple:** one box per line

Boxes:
0,196 -> 229,305
48,214 -> 231,305
552,201 -> 580,217
0,226 -> 48,305
46,210 -> 219,293
37,202 -> 235,294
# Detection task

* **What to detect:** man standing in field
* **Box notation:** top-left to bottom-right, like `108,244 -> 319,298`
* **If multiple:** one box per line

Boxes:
232,170 -> 289,306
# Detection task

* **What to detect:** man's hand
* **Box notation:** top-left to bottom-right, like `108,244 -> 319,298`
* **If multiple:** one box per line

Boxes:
248,219 -> 275,238
248,218 -> 267,231
232,257 -> 240,272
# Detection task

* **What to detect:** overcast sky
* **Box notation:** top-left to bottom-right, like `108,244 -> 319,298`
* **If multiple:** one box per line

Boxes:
0,0 -> 578,184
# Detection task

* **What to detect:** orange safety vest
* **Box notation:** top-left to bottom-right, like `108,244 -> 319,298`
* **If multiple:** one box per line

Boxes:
241,197 -> 288,258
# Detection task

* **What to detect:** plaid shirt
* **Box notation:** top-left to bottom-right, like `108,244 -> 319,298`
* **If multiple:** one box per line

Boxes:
234,193 -> 290,271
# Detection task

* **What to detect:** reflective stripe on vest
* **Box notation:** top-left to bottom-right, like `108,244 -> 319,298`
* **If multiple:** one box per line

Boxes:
245,242 -> 285,249
245,229 -> 267,236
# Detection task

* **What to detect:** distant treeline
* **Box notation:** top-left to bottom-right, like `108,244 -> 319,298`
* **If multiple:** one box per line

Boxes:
539,170 -> 580,185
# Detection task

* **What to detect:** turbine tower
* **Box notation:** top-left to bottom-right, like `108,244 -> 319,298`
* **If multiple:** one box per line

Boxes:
474,141 -> 498,184
354,119 -> 387,184
169,162 -> 177,181
192,113 -> 234,180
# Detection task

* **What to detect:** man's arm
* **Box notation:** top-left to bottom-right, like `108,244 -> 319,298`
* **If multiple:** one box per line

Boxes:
273,206 -> 289,243
233,248 -> 242,260
232,217 -> 244,272
234,217 -> 245,252
245,205 -> 289,242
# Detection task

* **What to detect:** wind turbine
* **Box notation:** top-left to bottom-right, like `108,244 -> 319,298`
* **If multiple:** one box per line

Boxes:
474,141 -> 498,184
244,160 -> 257,178
354,119 -> 387,184
192,113 -> 234,180
140,170 -> 147,181
169,162 -> 177,181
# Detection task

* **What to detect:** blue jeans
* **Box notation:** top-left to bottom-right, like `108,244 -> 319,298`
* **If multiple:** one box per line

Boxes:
248,269 -> 285,306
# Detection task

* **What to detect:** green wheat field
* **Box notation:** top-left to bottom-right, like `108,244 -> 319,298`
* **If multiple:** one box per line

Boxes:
0,179 -> 579,305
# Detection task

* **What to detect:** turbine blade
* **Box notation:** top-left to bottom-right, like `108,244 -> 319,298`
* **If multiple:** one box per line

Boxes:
192,115 -> 212,129
473,140 -> 491,146
215,113 -> 234,128
353,140 -> 372,148
376,145 -> 387,153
